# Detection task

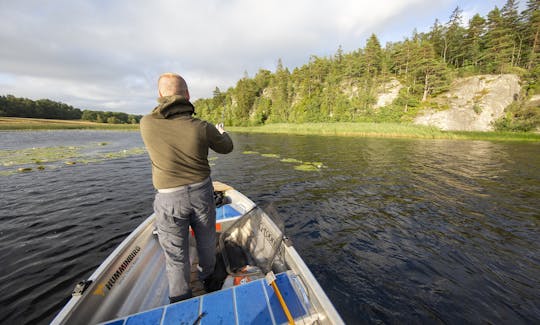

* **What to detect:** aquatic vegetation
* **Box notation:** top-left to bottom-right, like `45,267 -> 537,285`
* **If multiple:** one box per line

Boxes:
281,158 -> 303,163
100,148 -> 146,159
294,164 -> 320,172
294,161 -> 326,172
241,149 -> 325,172
242,151 -> 259,154
0,144 -> 147,176
1,146 -> 82,166
261,153 -> 280,158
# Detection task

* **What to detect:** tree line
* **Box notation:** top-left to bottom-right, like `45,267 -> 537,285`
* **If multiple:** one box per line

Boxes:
194,0 -> 539,131
0,95 -> 142,124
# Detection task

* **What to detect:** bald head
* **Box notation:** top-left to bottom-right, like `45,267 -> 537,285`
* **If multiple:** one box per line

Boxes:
158,73 -> 190,99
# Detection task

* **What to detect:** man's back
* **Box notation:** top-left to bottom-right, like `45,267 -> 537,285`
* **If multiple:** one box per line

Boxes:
140,95 -> 233,189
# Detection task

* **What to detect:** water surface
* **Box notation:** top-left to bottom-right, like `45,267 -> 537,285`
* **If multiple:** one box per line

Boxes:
1,130 -> 539,324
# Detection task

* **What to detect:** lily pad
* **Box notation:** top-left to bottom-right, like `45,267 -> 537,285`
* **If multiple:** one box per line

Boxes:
281,158 -> 303,163
294,161 -> 326,172
261,153 -> 280,158
294,164 -> 319,172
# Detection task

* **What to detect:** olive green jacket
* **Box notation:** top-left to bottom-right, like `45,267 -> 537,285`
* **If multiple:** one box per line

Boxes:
140,95 -> 233,189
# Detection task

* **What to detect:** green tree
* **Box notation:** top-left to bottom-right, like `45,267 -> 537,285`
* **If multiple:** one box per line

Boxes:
411,41 -> 450,101
522,0 -> 540,70
429,19 -> 446,58
364,34 -> 383,77
445,6 -> 466,67
463,14 -> 486,69
232,75 -> 258,125
501,0 -> 523,67
485,7 -> 516,72
269,58 -> 291,122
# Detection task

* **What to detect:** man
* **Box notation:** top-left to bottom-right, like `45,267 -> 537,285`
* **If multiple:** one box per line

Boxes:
140,72 -> 233,303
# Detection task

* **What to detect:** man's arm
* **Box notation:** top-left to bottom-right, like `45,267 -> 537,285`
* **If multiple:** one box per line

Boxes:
206,122 -> 233,154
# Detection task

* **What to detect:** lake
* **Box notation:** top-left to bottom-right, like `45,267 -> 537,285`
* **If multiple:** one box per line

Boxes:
1,130 -> 539,324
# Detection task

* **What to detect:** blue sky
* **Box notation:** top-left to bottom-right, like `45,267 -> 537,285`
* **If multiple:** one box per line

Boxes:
0,0 -> 509,115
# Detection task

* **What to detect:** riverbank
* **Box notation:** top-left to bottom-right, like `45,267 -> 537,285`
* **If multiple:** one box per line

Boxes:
228,123 -> 540,141
0,117 -> 139,130
2,118 -> 539,141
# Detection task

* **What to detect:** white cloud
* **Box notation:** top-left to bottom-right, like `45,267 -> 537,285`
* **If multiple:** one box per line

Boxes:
0,0 -> 504,114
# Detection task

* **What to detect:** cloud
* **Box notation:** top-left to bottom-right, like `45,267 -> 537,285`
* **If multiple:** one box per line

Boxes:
0,0 -> 484,114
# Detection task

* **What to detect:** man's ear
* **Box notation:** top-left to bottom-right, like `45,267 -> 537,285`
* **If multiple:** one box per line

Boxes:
159,89 -> 163,97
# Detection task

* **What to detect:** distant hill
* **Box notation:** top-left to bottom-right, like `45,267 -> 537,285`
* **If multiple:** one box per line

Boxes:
0,95 -> 142,124
194,1 -> 540,132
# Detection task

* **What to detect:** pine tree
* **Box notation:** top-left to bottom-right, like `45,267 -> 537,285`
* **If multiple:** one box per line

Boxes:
522,0 -> 540,70
446,6 -> 466,67
501,0 -> 522,67
364,34 -> 383,77
429,19 -> 446,59
463,14 -> 486,69
269,58 -> 291,122
485,7 -> 515,72
410,41 -> 449,101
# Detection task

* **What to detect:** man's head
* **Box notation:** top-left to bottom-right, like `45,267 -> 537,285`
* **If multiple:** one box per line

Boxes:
158,73 -> 190,99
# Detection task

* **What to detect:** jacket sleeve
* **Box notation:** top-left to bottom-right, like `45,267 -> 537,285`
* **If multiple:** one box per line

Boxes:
206,122 -> 233,154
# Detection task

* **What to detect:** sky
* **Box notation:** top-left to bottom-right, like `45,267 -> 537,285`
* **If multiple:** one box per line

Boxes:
0,0 -> 510,115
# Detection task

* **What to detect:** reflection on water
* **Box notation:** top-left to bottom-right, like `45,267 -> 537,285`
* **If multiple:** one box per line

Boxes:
1,131 -> 539,324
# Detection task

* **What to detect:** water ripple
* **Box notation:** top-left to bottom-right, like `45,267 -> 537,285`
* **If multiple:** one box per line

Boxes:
1,132 -> 539,324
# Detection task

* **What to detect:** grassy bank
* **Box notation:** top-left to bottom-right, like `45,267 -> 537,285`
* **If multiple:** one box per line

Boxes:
2,118 -> 538,141
228,123 -> 540,141
0,117 -> 139,130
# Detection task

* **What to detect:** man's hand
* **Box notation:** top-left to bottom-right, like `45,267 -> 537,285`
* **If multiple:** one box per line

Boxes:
216,123 -> 226,134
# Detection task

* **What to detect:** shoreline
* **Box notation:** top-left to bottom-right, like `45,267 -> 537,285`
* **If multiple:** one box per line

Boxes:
0,117 -> 139,130
228,123 -> 540,142
1,118 -> 539,141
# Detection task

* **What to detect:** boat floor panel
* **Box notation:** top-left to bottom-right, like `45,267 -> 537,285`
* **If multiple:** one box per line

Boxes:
101,272 -> 308,325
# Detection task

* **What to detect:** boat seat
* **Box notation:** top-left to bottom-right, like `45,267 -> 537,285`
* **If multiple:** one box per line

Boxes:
100,271 -> 309,325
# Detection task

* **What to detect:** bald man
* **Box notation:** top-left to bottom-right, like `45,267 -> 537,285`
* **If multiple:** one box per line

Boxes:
140,73 -> 233,303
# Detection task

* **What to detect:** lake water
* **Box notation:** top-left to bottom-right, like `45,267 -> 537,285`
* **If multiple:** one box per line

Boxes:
1,130 -> 539,324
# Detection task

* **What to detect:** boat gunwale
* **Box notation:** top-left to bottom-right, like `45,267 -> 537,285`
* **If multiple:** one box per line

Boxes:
51,183 -> 344,324
50,214 -> 156,324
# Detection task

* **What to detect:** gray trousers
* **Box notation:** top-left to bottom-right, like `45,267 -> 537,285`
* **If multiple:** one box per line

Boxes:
153,177 -> 216,301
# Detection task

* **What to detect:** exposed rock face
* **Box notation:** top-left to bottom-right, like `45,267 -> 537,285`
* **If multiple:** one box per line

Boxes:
414,74 -> 521,131
374,79 -> 403,108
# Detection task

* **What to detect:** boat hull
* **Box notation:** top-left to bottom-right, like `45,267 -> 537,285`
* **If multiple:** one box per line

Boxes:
51,182 -> 343,324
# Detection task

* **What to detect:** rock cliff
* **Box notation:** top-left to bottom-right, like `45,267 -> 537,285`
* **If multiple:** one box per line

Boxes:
413,74 -> 521,131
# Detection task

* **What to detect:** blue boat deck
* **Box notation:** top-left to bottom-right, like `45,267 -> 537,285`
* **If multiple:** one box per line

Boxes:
101,272 -> 308,325
216,204 -> 242,221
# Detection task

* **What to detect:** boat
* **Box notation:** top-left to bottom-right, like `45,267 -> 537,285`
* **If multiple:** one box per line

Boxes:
51,181 -> 344,324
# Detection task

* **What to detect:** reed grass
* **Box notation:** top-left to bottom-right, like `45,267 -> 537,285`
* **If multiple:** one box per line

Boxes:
0,117 -> 139,130
228,123 -> 540,141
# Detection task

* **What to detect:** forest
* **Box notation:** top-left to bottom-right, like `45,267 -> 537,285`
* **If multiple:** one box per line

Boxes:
194,0 -> 540,131
0,95 -> 142,124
